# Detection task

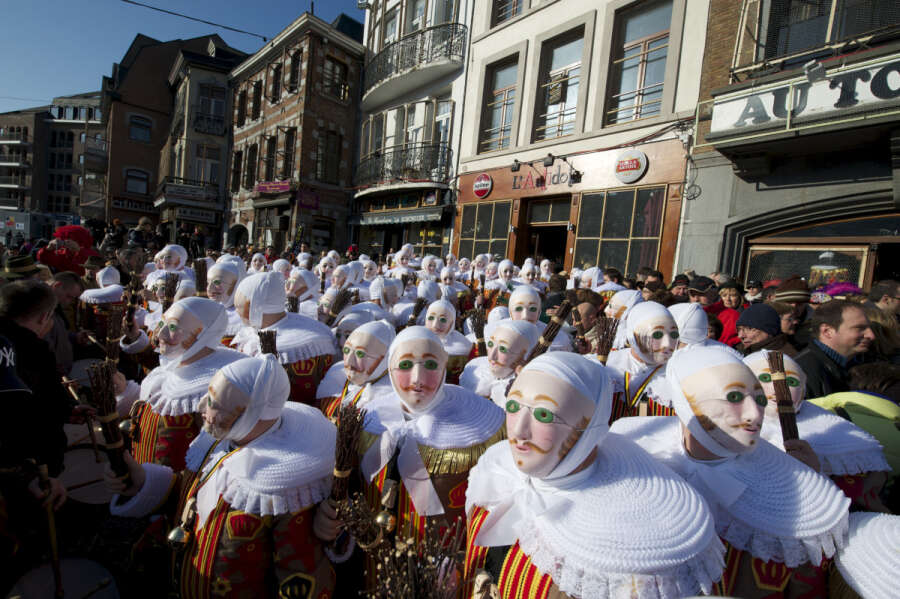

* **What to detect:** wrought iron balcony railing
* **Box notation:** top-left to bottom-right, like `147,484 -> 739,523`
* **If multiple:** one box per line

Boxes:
364,23 -> 467,94
356,142 -> 452,187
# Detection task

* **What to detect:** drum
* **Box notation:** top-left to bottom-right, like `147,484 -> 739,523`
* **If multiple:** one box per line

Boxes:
58,446 -> 113,506
63,423 -> 105,449
6,558 -> 119,598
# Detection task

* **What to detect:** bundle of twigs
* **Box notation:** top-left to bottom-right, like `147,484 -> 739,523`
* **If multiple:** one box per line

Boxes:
162,273 -> 179,312
338,493 -> 464,599
330,404 -> 365,502
401,273 -> 415,292
258,330 -> 278,356
124,273 -> 141,331
105,306 -> 123,364
87,361 -> 129,482
471,304 -> 487,357
467,267 -> 476,293
405,298 -> 429,329
193,258 -> 208,298
320,270 -> 327,294
286,295 -> 300,313
594,316 -> 620,364
766,350 -> 800,442
569,296 -> 587,351
325,288 -> 354,327
526,300 -> 573,363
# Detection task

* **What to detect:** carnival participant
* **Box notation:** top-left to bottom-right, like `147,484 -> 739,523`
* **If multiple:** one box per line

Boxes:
247,252 -> 268,274
485,259 -> 518,294
612,347 -> 850,598
460,319 -> 539,406
418,255 -> 440,282
829,512 -> 899,599
743,350 -> 890,511
395,280 -> 441,325
389,246 -> 415,279
508,285 -> 571,351
465,352 -> 724,599
271,258 -> 291,279
457,257 -> 472,280
366,276 -> 402,326
206,260 -> 245,346
423,299 -> 472,384
354,327 -> 504,546
669,303 -> 741,356
358,259 -> 378,300
231,272 -> 337,405
142,269 -> 190,336
538,259 -> 553,283
285,268 -> 321,319
606,301 -> 678,420
296,252 -> 313,270
316,319 -> 395,420
517,262 -> 547,295
106,355 -> 339,597
439,266 -> 468,308
155,244 -> 193,278
115,298 -> 245,470
484,261 -> 499,282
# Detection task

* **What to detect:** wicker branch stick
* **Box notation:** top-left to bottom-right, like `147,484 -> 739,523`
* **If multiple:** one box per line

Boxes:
766,350 -> 800,442
594,316 -> 620,365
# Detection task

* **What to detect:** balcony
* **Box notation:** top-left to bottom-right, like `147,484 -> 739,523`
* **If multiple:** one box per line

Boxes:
83,137 -> 108,173
0,132 -> 30,146
192,108 -> 227,136
355,142 -> 452,190
0,193 -> 20,210
0,155 -> 30,168
154,176 -> 220,209
362,23 -> 467,110
0,176 -> 30,190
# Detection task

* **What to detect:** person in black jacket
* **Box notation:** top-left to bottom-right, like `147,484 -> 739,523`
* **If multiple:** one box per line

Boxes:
795,299 -> 875,399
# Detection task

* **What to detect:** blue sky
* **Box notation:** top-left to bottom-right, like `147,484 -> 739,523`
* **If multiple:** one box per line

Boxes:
0,0 -> 365,113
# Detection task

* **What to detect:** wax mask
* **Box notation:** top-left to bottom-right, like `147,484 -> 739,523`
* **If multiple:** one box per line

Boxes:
499,263 -> 514,282
505,370 -> 594,478
152,280 -> 167,303
198,372 -> 249,439
331,269 -> 347,290
633,315 -> 679,365
320,262 -> 334,278
682,363 -> 765,454
285,276 -> 308,298
581,272 -> 594,288
251,255 -> 266,271
156,304 -> 204,359
343,330 -> 387,386
318,290 -> 336,322
605,297 -> 628,319
389,337 -> 447,412
400,254 -> 410,267
743,354 -> 806,420
510,296 -> 540,323
473,257 -> 486,271
441,271 -> 454,286
233,291 -> 251,325
427,260 -> 437,275
207,271 -> 237,304
425,304 -> 454,337
522,269 -> 535,284
162,250 -> 181,271
486,263 -> 498,279
363,261 -> 378,281
487,326 -> 529,378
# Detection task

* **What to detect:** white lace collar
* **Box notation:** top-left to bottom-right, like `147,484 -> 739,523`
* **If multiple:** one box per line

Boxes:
232,312 -> 336,364
835,512 -> 900,599
139,348 -> 244,417
466,435 -> 724,598
438,329 -> 473,356
762,401 -> 889,476
187,403 -> 335,526
315,362 -> 392,409
612,416 -> 849,567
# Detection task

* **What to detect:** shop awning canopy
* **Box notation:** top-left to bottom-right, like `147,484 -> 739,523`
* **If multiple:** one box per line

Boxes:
353,205 -> 445,226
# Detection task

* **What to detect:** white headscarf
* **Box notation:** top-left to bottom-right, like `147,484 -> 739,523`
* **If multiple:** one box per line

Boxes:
160,244 -> 188,272
668,303 -> 707,346
289,268 -> 320,303
271,259 -> 291,277
235,272 -> 286,328
417,280 -> 442,304
167,297 -> 229,369
623,301 -> 673,363
248,253 -> 267,274
97,266 -> 120,287
207,261 -> 245,308
487,305 -> 510,323
220,354 -> 291,441
174,278 -> 196,301
296,252 -> 313,269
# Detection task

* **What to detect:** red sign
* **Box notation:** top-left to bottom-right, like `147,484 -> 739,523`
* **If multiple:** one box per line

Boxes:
614,149 -> 649,184
616,159 -> 640,173
472,173 -> 493,199
254,181 -> 292,194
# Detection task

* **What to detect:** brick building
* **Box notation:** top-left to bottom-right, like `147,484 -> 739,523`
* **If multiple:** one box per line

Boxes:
226,13 -> 364,253
680,0 -> 900,287
101,33 -> 243,233
0,108 -> 50,240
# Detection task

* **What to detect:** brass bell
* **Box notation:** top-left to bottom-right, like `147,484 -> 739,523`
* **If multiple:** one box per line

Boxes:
374,510 -> 397,533
118,419 -> 133,434
167,525 -> 190,546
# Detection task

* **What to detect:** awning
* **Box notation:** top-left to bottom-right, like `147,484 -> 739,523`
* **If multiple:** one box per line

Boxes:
354,205 -> 446,226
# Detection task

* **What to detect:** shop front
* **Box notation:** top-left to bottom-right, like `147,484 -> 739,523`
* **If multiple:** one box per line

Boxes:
352,188 -> 452,260
455,138 -> 687,277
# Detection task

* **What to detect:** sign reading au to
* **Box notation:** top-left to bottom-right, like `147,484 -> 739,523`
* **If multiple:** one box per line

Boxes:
614,149 -> 649,184
473,173 -> 493,199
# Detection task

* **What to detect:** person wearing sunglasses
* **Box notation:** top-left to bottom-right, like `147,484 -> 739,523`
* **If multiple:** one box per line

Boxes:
465,352 -> 723,599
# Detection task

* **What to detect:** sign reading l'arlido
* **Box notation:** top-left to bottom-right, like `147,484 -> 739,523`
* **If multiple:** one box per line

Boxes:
710,55 -> 900,135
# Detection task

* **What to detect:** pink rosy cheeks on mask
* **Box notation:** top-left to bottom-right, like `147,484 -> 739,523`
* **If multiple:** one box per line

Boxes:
389,338 -> 447,411
342,331 -> 387,386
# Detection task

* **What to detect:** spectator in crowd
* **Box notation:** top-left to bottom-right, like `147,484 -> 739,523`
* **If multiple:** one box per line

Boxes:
540,274 -> 568,322
768,300 -> 800,337
687,276 -> 715,306
45,271 -> 86,377
761,285 -> 778,302
669,273 -> 689,302
2,255 -> 43,281
189,225 -> 206,259
692,276 -> 739,346
734,303 -> 798,356
795,299 -> 875,398
707,313 -> 723,340
774,275 -> 813,350
718,280 -> 748,314
744,279 -> 763,304
36,225 -> 99,276
127,216 -> 155,248
867,279 -> 899,319
861,304 -> 900,364
603,267 -> 623,286
176,222 -> 192,250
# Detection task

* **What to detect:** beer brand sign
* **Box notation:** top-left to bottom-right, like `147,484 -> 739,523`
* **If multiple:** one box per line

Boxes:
614,149 -> 649,184
473,173 -> 493,199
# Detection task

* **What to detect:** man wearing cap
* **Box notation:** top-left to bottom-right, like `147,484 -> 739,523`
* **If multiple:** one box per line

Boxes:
1,255 -> 43,281
774,275 -> 813,350
745,280 -> 764,304
106,355 -> 340,597
668,273 -> 690,303
81,255 -> 104,290
734,303 -> 798,357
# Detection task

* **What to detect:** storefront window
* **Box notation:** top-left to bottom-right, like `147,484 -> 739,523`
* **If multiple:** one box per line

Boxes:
457,200 -> 511,260
409,222 -> 444,256
573,186 -> 665,273
528,198 -> 569,224
746,246 -> 867,288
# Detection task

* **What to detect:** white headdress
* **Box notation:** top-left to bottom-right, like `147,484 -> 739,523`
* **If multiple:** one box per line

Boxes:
207,261 -> 245,308
235,272 -> 286,328
221,354 -> 291,441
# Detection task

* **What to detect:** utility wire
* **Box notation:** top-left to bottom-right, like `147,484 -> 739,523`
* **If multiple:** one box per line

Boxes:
120,0 -> 268,42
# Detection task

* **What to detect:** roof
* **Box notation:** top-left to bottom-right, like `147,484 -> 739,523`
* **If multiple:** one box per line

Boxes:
331,13 -> 364,43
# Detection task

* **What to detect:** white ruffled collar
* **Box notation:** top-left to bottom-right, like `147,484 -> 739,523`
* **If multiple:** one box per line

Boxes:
466,435 -> 725,598
223,307 -> 243,336
762,401 -> 889,475
145,348 -> 246,417
835,512 -> 900,599
80,285 -> 124,305
459,357 -> 509,401
611,416 -> 849,567
438,329 -> 472,356
606,349 -> 671,403
187,403 -> 335,526
232,312 -> 336,364
315,362 -> 392,409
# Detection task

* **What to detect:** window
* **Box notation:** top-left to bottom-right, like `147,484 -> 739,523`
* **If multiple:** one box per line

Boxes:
409,222 -> 444,256
405,0 -> 426,34
606,0 -> 672,125
457,200 -> 511,260
492,0 -> 523,26
237,90 -> 247,126
289,50 -> 302,90
49,153 -> 56,169
282,128 -> 296,179
244,144 -> 258,187
66,132 -> 74,148
573,187 -> 666,273
323,57 -> 349,100
231,150 -> 243,192
383,9 -> 399,48
533,30 -> 583,141
479,59 -> 518,153
263,135 -> 277,181
125,169 -> 150,195
315,131 -> 341,184
64,153 -> 73,169
49,196 -> 72,213
80,132 -> 86,144
763,0 -> 900,60
129,115 -> 152,142
195,144 -> 221,184
199,85 -> 226,118
251,81 -> 262,119
270,64 -> 282,101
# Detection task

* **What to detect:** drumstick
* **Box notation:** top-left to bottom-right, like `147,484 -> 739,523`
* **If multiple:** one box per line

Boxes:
65,478 -> 105,492
62,378 -> 103,463
38,464 -> 64,599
